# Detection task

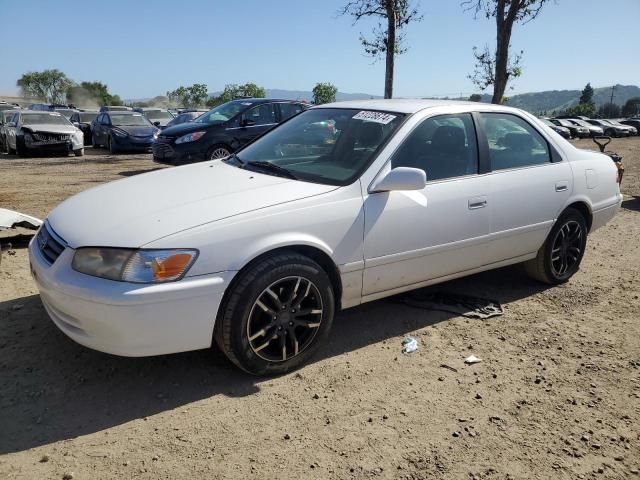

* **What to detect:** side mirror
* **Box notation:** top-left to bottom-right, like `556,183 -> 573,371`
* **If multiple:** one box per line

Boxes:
370,167 -> 427,193
72,122 -> 80,126
153,121 -> 161,127
241,118 -> 256,127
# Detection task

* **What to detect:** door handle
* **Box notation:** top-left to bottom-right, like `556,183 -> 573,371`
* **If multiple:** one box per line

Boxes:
468,196 -> 488,210
555,181 -> 569,192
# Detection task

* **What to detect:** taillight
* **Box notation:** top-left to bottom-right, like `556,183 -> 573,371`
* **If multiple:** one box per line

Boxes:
615,163 -> 624,184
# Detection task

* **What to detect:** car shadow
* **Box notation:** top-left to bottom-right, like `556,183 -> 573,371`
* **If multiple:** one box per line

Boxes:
621,196 -> 640,212
118,167 -> 164,177
0,264 -> 549,454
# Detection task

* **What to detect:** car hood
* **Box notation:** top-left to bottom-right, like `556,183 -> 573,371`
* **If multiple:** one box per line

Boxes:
22,124 -> 77,134
47,161 -> 337,248
113,125 -> 157,136
161,121 -> 223,137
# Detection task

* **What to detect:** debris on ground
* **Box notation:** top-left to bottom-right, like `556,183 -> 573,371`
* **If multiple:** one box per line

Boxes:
399,291 -> 504,319
0,208 -> 42,231
401,336 -> 418,354
464,355 -> 482,364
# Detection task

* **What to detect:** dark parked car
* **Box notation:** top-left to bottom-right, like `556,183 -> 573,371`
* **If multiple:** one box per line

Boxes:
91,111 -> 159,153
539,118 -> 571,139
550,118 -> 590,138
564,118 -> 603,137
620,118 -> 640,134
99,105 -> 133,112
165,111 -> 206,128
606,119 -> 637,136
70,111 -> 98,146
586,119 -> 630,137
153,99 -> 307,164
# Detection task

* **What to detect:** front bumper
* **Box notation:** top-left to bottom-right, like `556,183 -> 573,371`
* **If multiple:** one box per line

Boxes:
112,134 -> 155,150
25,133 -> 83,152
152,139 -> 208,164
29,234 -> 233,357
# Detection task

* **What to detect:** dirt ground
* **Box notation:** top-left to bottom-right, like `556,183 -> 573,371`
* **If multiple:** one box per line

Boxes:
0,139 -> 639,480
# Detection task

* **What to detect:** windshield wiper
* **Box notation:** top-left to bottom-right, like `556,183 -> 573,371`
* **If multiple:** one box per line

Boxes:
224,153 -> 245,167
245,161 -> 298,180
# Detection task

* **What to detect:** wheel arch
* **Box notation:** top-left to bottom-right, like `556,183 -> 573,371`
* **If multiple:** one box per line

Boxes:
562,200 -> 593,232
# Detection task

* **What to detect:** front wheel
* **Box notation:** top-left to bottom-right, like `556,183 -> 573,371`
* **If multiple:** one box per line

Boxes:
108,136 -> 118,154
215,252 -> 335,375
16,137 -> 27,157
207,144 -> 231,160
525,208 -> 588,285
74,148 -> 84,157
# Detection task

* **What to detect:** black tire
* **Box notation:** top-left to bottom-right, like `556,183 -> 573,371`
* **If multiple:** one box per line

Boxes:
74,148 -> 84,157
108,136 -> 118,154
525,207 -> 588,285
206,144 -> 231,160
16,137 -> 27,158
215,251 -> 335,376
605,129 -> 616,138
92,133 -> 100,148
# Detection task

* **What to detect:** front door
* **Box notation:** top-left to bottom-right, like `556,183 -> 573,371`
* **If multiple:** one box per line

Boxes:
362,113 -> 492,296
231,103 -> 278,147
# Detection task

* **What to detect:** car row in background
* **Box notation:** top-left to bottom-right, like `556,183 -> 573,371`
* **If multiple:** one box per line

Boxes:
91,111 -> 159,153
69,111 -> 99,146
165,110 -> 207,128
132,107 -> 175,128
152,98 -> 308,164
541,115 -> 639,138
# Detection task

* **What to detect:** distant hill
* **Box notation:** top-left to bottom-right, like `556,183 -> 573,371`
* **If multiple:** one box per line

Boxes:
467,84 -> 640,114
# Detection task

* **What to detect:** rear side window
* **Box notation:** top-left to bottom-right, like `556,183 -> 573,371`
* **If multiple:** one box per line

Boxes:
479,113 -> 550,171
244,104 -> 277,125
391,113 -> 479,181
279,103 -> 304,121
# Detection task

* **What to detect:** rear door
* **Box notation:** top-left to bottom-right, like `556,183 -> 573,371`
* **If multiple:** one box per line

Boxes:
478,112 -> 573,262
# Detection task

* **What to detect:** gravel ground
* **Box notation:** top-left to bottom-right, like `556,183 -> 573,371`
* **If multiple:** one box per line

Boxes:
1,139 -> 639,480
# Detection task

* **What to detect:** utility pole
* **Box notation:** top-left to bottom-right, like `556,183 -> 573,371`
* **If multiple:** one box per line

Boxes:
609,85 -> 616,105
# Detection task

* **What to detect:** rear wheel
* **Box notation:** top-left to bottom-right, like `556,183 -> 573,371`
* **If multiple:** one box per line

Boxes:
16,137 -> 27,158
207,144 -> 231,160
525,208 -> 588,285
215,251 -> 335,376
92,134 -> 100,148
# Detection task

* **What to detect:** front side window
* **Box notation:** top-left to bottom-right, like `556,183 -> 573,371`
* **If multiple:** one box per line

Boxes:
232,108 -> 404,185
479,113 -> 550,171
243,104 -> 276,125
391,114 -> 478,181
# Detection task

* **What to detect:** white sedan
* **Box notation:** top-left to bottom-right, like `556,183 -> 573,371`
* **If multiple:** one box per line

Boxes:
29,99 -> 622,375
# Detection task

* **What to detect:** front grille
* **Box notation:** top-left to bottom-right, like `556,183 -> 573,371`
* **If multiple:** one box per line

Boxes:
36,222 -> 67,265
152,142 -> 175,158
32,132 -> 70,143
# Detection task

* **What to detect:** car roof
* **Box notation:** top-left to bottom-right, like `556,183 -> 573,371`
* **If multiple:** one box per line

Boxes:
105,111 -> 143,115
21,110 -> 63,115
312,98 -> 514,114
231,98 -> 298,104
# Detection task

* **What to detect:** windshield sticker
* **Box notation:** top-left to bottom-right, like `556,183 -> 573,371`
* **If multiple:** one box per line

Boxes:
352,110 -> 397,124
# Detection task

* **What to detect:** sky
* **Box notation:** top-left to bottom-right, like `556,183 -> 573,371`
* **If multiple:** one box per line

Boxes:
0,0 -> 638,99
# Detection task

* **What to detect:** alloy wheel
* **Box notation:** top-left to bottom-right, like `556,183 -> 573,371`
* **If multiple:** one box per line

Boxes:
210,147 -> 230,159
246,276 -> 323,362
550,220 -> 582,277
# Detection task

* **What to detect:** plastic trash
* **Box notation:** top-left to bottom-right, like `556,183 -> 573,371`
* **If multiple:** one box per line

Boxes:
401,336 -> 418,354
464,355 -> 482,364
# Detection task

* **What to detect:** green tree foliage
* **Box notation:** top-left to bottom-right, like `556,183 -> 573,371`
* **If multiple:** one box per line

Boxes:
463,0 -> 551,104
622,97 -> 640,117
166,84 -> 209,108
597,103 -> 621,118
313,83 -> 338,104
17,69 -> 73,103
67,81 -> 122,107
563,102 -> 596,118
340,0 -> 422,99
579,82 -> 594,106
468,93 -> 483,102
206,83 -> 266,107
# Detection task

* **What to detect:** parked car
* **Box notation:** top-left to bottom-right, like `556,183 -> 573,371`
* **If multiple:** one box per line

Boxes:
99,105 -> 133,112
586,119 -> 629,137
4,111 -> 84,157
564,118 -> 603,137
152,99 -> 308,164
0,109 -> 20,152
539,118 -> 571,139
91,111 -> 159,153
550,118 -> 590,138
29,103 -> 75,112
620,118 -> 640,133
164,110 -> 206,128
29,100 -> 621,374
54,108 -> 78,120
0,103 -> 20,112
605,119 -> 637,136
138,108 -> 175,128
69,111 -> 98,146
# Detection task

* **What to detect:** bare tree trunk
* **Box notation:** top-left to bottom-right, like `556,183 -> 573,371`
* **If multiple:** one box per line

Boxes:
491,0 -> 518,104
384,0 -> 396,99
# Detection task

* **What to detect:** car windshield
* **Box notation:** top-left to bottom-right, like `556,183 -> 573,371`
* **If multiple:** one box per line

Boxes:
55,109 -> 76,119
2,111 -> 17,122
540,119 -> 554,126
79,113 -> 98,122
230,108 -> 405,185
195,101 -> 248,124
571,119 -> 590,127
145,111 -> 173,120
110,114 -> 152,126
607,120 -> 623,126
21,113 -> 70,126
555,119 -> 571,126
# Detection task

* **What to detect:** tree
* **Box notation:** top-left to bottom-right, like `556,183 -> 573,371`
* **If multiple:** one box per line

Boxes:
166,83 -> 209,108
206,83 -> 266,107
17,69 -> 73,103
597,103 -> 621,118
463,0 -> 551,104
622,97 -> 640,117
468,93 -> 483,102
313,82 -> 338,104
340,0 -> 422,99
563,102 -> 596,118
579,82 -> 594,106
67,81 -> 122,107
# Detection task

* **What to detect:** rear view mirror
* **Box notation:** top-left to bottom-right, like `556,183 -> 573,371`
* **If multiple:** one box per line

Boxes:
370,167 -> 427,193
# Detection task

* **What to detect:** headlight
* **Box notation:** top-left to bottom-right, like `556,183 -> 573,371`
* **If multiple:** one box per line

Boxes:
175,131 -> 206,144
112,129 -> 128,137
153,130 -> 159,139
72,248 -> 198,283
